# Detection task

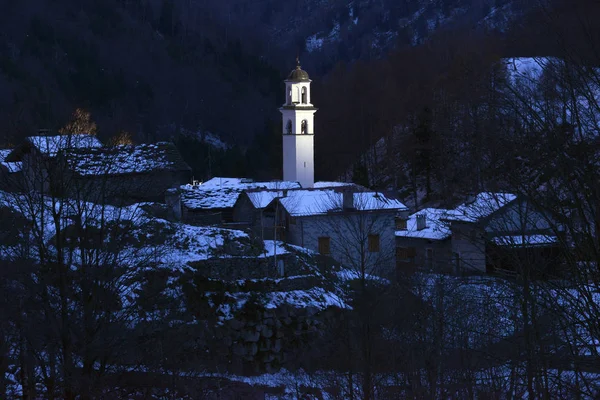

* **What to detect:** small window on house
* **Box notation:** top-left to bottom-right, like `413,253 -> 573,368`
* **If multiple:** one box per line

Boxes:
277,259 -> 285,277
453,252 -> 461,272
368,234 -> 380,252
301,87 -> 307,104
318,237 -> 331,255
301,120 -> 308,134
286,120 -> 292,135
395,217 -> 407,230
396,247 -> 416,262
425,248 -> 434,268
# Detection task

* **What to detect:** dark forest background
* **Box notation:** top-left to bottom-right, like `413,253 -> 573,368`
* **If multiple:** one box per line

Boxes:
0,0 -> 598,186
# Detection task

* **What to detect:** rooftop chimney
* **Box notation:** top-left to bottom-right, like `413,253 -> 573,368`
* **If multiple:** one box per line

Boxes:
416,214 -> 426,231
465,193 -> 477,204
342,190 -> 354,210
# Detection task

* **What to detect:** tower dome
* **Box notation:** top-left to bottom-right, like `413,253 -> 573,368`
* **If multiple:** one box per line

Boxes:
286,58 -> 310,82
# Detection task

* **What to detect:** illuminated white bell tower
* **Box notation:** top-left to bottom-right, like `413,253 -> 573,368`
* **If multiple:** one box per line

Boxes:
280,58 -> 317,188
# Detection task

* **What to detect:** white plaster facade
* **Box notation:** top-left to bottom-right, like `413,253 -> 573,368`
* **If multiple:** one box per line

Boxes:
280,63 -> 317,188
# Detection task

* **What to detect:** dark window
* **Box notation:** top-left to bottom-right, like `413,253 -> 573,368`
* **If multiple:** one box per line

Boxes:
368,234 -> 380,252
301,120 -> 308,134
301,87 -> 307,104
396,247 -> 416,262
318,237 -> 331,255
425,248 -> 434,268
395,218 -> 407,230
453,252 -> 461,272
286,120 -> 292,134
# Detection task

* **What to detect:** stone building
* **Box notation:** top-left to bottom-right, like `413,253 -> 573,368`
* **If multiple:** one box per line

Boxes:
4,133 -> 191,204
0,149 -> 23,191
5,133 -> 103,193
64,142 -> 191,204
180,178 -> 300,226
395,208 -> 452,274
397,192 -> 564,276
262,189 -> 408,277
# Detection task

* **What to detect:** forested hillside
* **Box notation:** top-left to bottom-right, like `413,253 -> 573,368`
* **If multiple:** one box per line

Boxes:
313,0 -> 600,200
0,0 -> 597,184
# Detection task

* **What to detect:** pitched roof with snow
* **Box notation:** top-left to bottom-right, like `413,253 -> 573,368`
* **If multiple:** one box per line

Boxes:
313,181 -> 359,189
276,190 -> 407,217
396,208 -> 451,240
246,190 -> 285,209
491,234 -> 558,247
65,142 -> 190,177
0,149 -> 22,173
181,179 -> 301,211
27,134 -> 103,157
444,192 -> 517,223
201,177 -> 300,190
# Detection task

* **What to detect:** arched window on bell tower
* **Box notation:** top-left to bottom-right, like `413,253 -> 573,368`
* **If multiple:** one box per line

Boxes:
301,120 -> 308,134
286,120 -> 292,134
301,87 -> 307,104
287,88 -> 292,105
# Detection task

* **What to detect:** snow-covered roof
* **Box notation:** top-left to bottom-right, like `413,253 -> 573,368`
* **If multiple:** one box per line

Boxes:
0,149 -> 22,173
246,190 -> 285,209
491,234 -> 558,247
276,189 -> 407,217
313,181 -> 358,189
65,142 -> 190,176
181,186 -> 246,210
444,192 -> 517,223
201,177 -> 300,190
396,208 -> 451,240
182,179 -> 301,211
26,134 -> 103,157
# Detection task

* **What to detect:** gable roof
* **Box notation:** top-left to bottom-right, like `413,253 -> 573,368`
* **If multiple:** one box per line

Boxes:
28,134 -> 103,157
443,192 -> 517,223
246,190 -> 286,209
396,208 -> 451,240
181,186 -> 246,210
181,179 -> 301,211
65,142 -> 191,177
274,190 -> 407,217
6,134 -> 104,161
0,149 -> 21,173
201,177 -> 300,190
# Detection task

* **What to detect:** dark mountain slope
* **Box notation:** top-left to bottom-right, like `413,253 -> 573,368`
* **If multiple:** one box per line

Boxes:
0,0 -> 282,147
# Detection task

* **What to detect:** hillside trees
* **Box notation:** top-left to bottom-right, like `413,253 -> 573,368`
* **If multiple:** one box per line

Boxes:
0,133 -> 184,398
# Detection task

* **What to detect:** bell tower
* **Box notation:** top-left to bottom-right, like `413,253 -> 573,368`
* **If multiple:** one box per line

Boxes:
280,58 -> 317,188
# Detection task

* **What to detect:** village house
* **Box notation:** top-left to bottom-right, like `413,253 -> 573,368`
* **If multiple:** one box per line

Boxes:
63,142 -> 191,203
179,178 -> 301,226
5,133 -> 103,193
4,132 -> 191,204
397,192 -> 564,277
262,189 -> 408,276
0,149 -> 23,191
395,208 -> 452,274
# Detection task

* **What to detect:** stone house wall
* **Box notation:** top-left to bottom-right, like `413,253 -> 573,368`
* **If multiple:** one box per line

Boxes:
284,210 -> 397,277
395,236 -> 453,273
